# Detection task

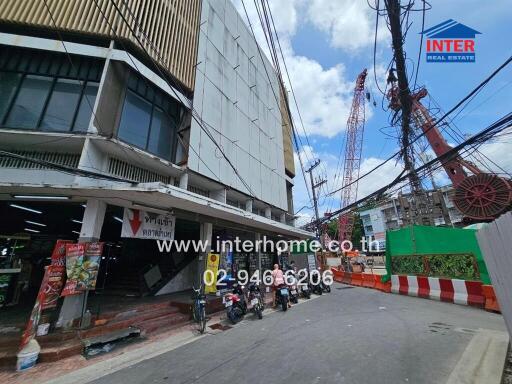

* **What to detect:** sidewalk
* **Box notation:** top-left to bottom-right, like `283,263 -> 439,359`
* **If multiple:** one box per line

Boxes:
0,293 -> 278,384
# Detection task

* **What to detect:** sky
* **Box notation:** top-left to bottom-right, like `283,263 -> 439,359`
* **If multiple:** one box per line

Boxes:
233,0 -> 512,226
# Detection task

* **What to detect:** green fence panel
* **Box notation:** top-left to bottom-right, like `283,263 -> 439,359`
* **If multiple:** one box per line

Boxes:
382,225 -> 490,284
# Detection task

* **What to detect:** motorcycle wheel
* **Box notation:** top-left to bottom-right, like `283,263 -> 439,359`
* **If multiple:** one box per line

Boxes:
317,286 -> 323,295
325,285 -> 331,293
228,307 -> 243,324
306,291 -> 311,299
281,299 -> 288,311
256,306 -> 263,319
292,296 -> 298,304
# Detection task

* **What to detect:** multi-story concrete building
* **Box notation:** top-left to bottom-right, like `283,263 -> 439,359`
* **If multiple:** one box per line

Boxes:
0,0 -> 310,325
360,187 -> 463,251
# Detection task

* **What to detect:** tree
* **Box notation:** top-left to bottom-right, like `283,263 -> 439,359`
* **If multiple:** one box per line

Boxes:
350,213 -> 364,251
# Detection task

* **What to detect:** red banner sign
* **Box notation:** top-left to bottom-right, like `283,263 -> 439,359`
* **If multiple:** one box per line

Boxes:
50,239 -> 74,266
20,265 -> 51,350
41,265 -> 66,310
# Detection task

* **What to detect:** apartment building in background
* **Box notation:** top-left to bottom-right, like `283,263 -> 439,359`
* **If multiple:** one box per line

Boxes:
360,186 -> 463,251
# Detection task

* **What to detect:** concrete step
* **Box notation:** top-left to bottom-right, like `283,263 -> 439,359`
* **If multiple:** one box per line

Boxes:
137,312 -> 190,335
81,307 -> 181,339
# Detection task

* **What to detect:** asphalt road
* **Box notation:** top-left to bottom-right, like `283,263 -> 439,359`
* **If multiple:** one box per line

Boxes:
91,283 -> 506,384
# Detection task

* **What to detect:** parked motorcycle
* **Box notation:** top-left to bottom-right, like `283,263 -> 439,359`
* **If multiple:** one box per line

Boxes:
286,271 -> 299,304
300,282 -> 311,299
223,284 -> 247,324
297,270 -> 311,299
247,283 -> 264,319
320,279 -> 331,293
309,269 -> 323,295
275,283 -> 290,311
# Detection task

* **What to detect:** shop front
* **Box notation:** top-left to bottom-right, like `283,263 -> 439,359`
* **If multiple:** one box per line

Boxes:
0,199 -> 202,328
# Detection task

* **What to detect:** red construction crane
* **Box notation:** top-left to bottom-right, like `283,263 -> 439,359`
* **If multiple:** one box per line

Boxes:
387,85 -> 512,220
337,69 -> 368,244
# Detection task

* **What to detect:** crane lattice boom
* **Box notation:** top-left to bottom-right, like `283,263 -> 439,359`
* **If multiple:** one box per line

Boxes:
338,69 -> 368,243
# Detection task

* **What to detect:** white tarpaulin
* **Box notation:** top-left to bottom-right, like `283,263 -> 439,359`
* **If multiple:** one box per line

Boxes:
121,208 -> 175,240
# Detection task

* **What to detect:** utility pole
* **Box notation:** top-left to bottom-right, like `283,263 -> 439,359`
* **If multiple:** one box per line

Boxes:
384,0 -> 422,192
306,159 -> 326,235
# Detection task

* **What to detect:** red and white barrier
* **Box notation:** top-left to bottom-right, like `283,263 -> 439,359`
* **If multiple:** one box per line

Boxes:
390,275 -> 485,307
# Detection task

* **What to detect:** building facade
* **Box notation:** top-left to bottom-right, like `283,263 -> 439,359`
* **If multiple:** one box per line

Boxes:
360,187 -> 463,251
0,0 -> 308,325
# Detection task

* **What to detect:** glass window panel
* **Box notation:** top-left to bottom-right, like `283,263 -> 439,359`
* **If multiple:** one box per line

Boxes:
148,106 -> 172,160
128,73 -> 138,90
65,56 -> 80,79
0,72 -> 22,123
40,78 -> 82,132
5,75 -> 52,129
88,62 -> 101,81
5,51 -> 21,71
118,90 -> 152,149
136,79 -> 146,98
78,61 -> 90,80
39,54 -> 52,74
73,82 -> 99,132
59,59 -> 72,77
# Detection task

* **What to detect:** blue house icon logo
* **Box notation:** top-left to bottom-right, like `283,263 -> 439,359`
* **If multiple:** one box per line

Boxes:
422,19 -> 481,63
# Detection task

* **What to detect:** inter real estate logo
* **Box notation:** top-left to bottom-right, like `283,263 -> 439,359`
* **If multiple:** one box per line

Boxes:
422,19 -> 481,63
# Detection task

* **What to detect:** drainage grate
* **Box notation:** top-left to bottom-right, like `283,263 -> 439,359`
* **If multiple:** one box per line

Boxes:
209,323 -> 232,331
336,286 -> 355,290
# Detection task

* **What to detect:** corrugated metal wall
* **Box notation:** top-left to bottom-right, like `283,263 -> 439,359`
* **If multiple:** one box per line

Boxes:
476,212 -> 512,336
0,0 -> 201,91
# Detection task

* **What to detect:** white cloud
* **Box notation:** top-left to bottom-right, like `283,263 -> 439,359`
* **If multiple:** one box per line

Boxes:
356,157 -> 404,199
307,0 -> 389,52
233,0 -> 359,138
292,144 -> 405,225
474,132 -> 512,174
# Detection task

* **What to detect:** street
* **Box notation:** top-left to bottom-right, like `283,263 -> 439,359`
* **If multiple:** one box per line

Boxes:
88,284 -> 506,384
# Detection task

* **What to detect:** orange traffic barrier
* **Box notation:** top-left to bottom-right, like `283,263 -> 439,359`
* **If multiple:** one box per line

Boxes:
362,273 -> 375,288
330,267 -> 344,283
351,273 -> 363,286
374,275 -> 391,293
482,285 -> 500,313
342,272 -> 352,285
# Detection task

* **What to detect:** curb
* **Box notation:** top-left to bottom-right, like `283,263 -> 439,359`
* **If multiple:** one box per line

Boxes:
331,268 -> 500,312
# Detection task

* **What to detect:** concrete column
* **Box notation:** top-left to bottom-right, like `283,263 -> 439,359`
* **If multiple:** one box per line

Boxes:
87,40 -> 114,134
179,172 -> 189,190
198,222 -> 213,289
245,199 -> 253,212
57,199 -> 107,328
79,199 -> 107,241
210,188 -> 227,204
264,207 -> 271,219
280,212 -> 286,224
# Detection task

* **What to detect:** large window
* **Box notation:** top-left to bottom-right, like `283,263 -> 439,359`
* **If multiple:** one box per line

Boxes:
117,71 -> 184,162
0,45 -> 102,132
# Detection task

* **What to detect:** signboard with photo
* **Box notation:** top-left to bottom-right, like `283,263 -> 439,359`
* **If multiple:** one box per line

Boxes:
81,242 -> 104,290
61,243 -> 86,296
